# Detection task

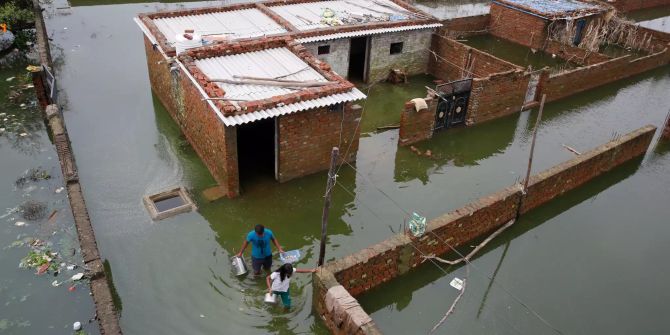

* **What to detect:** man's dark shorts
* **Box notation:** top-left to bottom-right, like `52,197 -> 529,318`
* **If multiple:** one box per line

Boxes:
251,255 -> 273,274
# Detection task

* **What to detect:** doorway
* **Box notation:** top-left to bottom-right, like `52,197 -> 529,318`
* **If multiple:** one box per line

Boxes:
236,117 -> 277,185
348,36 -> 370,82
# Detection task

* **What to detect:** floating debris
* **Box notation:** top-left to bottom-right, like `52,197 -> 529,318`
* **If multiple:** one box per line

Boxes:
14,221 -> 26,227
5,77 -> 15,82
19,200 -> 47,221
71,273 -> 84,281
55,187 -> 65,193
20,249 -> 59,274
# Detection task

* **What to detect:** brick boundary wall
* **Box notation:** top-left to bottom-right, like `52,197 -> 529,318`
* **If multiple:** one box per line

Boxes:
543,40 -> 612,66
540,48 -> 670,103
398,98 -> 436,146
607,0 -> 670,12
467,69 -> 530,124
439,14 -> 491,38
31,0 -> 123,333
428,34 -> 522,81
314,125 -> 656,334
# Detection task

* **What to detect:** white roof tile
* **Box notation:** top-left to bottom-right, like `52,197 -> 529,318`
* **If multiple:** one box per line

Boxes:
269,0 -> 418,31
194,47 -> 328,101
296,23 -> 441,43
152,8 -> 287,44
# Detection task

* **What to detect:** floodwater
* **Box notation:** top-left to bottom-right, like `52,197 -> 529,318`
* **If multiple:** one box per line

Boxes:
627,6 -> 670,33
39,1 -> 670,335
463,34 -> 576,73
412,0 -> 490,20
0,65 -> 99,333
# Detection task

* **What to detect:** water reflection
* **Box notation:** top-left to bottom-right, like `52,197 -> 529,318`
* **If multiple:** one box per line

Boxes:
359,156 -> 642,320
394,114 -> 517,183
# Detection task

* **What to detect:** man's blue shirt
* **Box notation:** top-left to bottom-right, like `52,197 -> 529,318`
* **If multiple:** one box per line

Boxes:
247,229 -> 274,259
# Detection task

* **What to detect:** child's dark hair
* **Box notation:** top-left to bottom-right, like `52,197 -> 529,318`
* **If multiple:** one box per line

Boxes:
276,263 -> 294,281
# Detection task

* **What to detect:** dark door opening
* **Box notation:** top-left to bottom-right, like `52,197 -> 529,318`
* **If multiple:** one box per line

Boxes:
434,79 -> 471,132
237,117 -> 276,185
348,36 -> 369,82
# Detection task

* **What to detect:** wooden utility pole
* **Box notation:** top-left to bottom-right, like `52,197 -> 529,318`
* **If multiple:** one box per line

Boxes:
517,94 -> 546,218
318,147 -> 339,266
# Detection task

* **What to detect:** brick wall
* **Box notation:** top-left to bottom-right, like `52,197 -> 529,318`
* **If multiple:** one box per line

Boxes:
439,14 -> 490,38
540,48 -> 670,103
490,3 -> 548,50
316,125 -> 655,304
278,103 -> 362,182
144,37 -> 240,197
521,125 -> 656,212
467,70 -> 530,124
608,0 -> 670,12
304,39 -> 351,78
543,39 -> 611,66
428,35 -> 521,81
398,98 -> 436,146
368,29 -> 434,83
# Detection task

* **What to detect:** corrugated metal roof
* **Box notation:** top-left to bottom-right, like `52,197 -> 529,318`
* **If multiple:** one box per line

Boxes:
221,88 -> 366,126
194,47 -> 329,101
192,47 -> 365,126
269,0 -> 418,31
152,8 -> 287,44
495,0 -> 603,16
296,23 -> 442,43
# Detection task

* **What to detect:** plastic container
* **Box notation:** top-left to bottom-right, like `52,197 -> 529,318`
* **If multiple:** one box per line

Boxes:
264,292 -> 277,304
231,256 -> 248,276
279,250 -> 301,264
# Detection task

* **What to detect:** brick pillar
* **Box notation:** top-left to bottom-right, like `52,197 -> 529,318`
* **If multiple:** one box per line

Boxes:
398,97 -> 436,146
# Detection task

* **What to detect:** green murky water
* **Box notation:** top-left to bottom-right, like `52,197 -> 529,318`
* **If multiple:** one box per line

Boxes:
463,34 -> 577,73
0,65 -> 99,333
33,1 -> 670,335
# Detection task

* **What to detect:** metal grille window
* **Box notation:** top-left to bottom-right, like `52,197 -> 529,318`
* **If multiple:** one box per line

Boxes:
390,42 -> 403,55
318,45 -> 331,55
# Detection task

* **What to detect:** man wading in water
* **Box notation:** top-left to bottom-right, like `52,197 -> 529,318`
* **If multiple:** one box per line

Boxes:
237,224 -> 284,275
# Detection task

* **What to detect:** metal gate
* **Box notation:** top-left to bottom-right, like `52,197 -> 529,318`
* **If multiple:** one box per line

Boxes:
434,79 -> 471,131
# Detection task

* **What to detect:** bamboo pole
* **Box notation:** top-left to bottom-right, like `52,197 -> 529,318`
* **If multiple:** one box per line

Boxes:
318,147 -> 339,267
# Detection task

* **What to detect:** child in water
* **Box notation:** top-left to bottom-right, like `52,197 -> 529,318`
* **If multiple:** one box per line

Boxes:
266,263 -> 316,309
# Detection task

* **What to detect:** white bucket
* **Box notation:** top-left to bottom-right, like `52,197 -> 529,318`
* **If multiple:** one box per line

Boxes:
264,293 -> 277,304
174,33 -> 203,55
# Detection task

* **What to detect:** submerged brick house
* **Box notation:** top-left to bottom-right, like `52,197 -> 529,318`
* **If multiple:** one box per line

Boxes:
490,0 -> 610,49
135,0 -> 440,197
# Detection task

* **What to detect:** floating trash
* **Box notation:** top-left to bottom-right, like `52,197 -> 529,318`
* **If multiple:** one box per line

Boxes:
73,321 -> 81,331
19,200 -> 47,221
19,133 -> 28,137
279,250 -> 301,264
55,187 -> 65,193
5,77 -> 15,82
408,212 -> 427,237
71,273 -> 84,281
14,221 -> 25,227
450,277 -> 464,291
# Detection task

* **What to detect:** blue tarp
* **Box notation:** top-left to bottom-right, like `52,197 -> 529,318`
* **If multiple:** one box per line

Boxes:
498,0 -> 602,15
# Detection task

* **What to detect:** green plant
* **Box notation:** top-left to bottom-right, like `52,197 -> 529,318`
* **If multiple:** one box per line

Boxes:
0,2 -> 34,30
